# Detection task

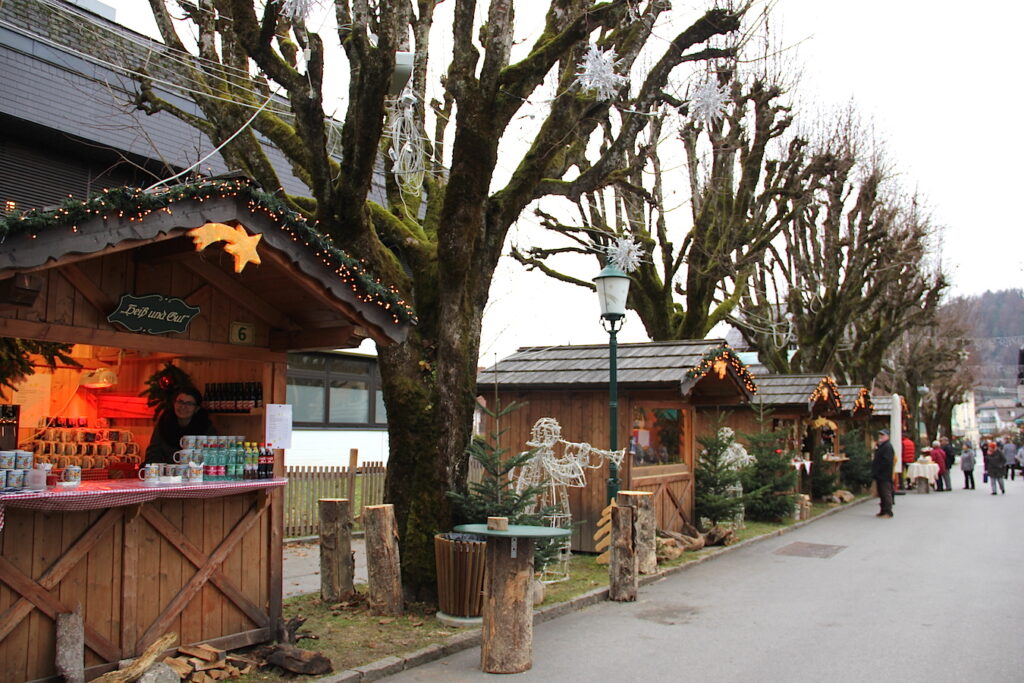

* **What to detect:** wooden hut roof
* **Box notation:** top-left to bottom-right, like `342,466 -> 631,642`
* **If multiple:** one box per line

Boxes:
838,386 -> 873,416
0,178 -> 413,348
751,374 -> 843,414
871,394 -> 908,418
478,340 -> 756,402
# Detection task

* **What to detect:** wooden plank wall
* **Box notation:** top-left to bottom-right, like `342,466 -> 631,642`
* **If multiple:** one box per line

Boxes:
0,494 -> 272,681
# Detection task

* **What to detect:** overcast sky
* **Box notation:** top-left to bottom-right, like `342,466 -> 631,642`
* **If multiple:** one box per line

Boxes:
102,0 -> 1023,363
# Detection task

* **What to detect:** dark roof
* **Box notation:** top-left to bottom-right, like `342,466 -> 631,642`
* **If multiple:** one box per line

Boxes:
478,340 -> 756,399
750,374 -> 842,413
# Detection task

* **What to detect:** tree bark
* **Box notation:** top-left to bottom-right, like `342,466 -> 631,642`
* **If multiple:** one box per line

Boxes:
617,490 -> 656,574
363,504 -> 404,616
318,499 -> 355,603
609,504 -> 637,602
480,537 -> 534,674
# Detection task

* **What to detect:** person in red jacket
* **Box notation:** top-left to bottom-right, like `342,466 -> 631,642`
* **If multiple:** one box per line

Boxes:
930,440 -> 948,491
900,436 -> 916,489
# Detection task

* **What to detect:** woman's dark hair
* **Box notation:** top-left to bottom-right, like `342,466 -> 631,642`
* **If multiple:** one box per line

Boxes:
175,386 -> 203,406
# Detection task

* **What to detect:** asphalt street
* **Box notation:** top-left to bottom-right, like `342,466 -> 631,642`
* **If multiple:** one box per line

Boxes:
385,479 -> 1024,682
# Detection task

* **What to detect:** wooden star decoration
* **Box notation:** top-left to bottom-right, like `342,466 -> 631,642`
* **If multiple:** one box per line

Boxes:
187,222 -> 262,273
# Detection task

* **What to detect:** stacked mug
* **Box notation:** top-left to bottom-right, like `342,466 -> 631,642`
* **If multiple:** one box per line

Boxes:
0,449 -> 35,489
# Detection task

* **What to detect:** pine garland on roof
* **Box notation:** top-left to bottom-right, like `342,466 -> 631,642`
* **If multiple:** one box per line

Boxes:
685,344 -> 757,394
0,178 -> 416,326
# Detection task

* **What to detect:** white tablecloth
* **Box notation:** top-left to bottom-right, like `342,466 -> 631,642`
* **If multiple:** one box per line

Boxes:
907,462 -> 939,484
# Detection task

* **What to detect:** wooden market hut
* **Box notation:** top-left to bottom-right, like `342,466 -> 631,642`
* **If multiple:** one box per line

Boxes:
0,178 -> 411,680
837,385 -> 874,449
476,340 -> 756,552
707,374 -> 844,456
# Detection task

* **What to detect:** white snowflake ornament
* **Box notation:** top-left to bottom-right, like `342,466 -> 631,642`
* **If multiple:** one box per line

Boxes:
575,43 -> 629,101
690,78 -> 729,125
607,235 -> 644,273
277,0 -> 321,22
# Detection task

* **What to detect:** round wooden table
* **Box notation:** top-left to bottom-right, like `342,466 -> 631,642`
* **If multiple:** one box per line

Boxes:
454,524 -> 571,674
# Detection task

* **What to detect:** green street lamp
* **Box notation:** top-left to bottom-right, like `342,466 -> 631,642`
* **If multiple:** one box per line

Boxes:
595,263 -> 630,502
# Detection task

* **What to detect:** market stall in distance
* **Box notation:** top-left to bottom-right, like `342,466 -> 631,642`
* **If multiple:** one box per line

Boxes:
0,179 -> 411,680
477,341 -> 756,552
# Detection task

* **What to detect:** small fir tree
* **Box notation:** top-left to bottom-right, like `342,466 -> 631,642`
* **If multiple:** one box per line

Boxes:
446,401 -> 556,570
0,338 -> 78,395
695,423 -> 745,529
810,442 -> 839,499
839,428 -> 873,492
740,403 -> 798,522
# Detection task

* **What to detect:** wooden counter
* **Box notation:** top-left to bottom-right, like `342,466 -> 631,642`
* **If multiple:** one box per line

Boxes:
0,479 -> 285,681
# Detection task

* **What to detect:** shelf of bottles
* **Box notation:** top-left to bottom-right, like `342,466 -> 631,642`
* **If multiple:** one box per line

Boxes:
203,382 -> 264,414
189,438 -> 275,481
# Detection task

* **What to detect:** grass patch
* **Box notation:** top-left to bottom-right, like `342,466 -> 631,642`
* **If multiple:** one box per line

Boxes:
249,496 -> 866,679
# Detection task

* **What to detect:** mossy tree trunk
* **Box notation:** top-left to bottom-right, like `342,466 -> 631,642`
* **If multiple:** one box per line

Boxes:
135,0 -> 743,600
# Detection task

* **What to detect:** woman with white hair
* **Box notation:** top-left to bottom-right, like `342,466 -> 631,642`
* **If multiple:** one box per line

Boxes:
929,440 -> 948,492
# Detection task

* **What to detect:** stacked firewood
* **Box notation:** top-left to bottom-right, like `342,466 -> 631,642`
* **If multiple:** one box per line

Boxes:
162,645 -> 257,681
655,524 -> 737,562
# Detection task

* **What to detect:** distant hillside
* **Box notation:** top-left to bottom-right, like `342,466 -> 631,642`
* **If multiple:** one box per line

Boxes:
958,289 -> 1024,403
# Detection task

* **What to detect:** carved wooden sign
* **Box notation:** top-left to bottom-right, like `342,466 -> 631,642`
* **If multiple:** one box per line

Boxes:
107,294 -> 200,335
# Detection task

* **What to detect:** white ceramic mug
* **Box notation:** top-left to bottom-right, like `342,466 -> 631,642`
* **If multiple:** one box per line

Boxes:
138,463 -> 160,484
61,465 -> 81,483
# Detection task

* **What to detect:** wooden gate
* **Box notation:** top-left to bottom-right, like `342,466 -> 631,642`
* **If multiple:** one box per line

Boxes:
627,464 -> 693,531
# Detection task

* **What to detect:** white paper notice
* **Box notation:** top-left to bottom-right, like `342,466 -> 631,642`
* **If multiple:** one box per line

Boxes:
264,404 -> 293,449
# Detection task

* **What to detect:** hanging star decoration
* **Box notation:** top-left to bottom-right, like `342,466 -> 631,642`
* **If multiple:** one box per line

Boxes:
277,0 -> 321,22
689,78 -> 729,125
607,235 -> 644,273
187,222 -> 262,273
575,43 -> 629,101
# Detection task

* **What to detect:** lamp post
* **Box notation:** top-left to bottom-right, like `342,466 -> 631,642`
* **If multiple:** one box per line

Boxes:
595,263 -> 631,502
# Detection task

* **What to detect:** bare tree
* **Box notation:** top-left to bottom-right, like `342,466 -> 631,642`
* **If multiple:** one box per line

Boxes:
512,59 -> 819,341
733,111 -> 947,384
876,299 -> 975,444
134,0 -> 744,598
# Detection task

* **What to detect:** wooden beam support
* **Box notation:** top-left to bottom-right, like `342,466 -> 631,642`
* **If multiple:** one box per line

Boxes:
180,258 -> 294,331
0,318 -> 286,362
136,495 -> 270,650
0,508 -> 121,644
269,325 -> 363,352
57,264 -> 117,314
140,506 -> 270,630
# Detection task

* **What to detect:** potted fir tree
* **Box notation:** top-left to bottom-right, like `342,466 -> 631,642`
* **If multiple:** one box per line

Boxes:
435,402 -> 549,622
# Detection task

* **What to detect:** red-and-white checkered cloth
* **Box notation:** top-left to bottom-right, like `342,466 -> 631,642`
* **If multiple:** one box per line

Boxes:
0,478 -> 287,531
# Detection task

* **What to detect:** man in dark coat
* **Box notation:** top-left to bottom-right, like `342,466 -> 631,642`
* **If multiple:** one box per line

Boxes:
872,429 -> 895,518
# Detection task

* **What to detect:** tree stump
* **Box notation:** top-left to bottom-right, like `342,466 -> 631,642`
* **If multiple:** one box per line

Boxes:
318,498 -> 355,603
609,504 -> 637,602
55,605 -> 84,683
617,490 -> 655,574
480,537 -> 534,674
363,504 -> 403,616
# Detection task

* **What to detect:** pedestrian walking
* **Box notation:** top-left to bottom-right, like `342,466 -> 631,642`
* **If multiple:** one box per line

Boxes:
872,429 -> 895,517
931,440 -> 948,492
1001,436 -> 1017,481
900,435 -> 916,490
940,436 -> 955,491
984,441 -> 1007,495
961,443 -> 976,490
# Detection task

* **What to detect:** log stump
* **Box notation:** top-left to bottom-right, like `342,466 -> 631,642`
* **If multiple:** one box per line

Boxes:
363,504 -> 403,616
617,491 -> 655,574
480,537 -> 534,674
914,476 -> 930,494
319,499 -> 355,603
609,504 -> 637,602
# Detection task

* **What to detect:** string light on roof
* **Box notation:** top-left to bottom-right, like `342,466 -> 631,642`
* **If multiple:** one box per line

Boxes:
575,43 -> 629,101
689,78 -> 729,125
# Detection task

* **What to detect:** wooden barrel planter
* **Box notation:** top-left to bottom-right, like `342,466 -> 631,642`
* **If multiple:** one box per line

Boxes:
434,533 -> 486,619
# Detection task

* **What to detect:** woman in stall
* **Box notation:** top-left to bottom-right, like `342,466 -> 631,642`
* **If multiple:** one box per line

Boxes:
144,386 -> 217,464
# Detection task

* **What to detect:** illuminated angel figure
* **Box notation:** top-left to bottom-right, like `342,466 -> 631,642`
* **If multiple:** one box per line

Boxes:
515,417 -> 624,583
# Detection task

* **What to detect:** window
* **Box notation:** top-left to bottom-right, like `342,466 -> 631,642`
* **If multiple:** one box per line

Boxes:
629,404 -> 683,466
287,353 -> 387,428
